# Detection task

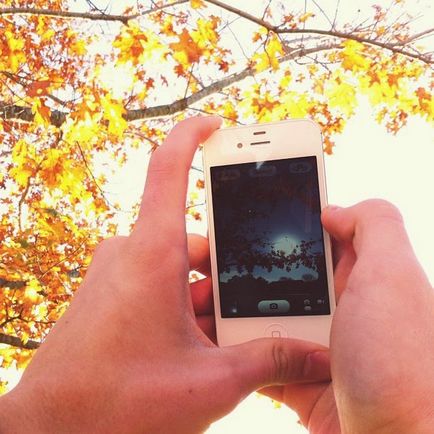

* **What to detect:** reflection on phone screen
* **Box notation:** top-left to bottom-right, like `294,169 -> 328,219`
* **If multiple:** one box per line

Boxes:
211,156 -> 331,318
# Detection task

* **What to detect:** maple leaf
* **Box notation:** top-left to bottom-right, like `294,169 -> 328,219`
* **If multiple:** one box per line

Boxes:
31,99 -> 52,127
170,29 -> 204,66
341,40 -> 371,72
145,78 -> 155,90
191,0 -> 205,9
27,80 -> 52,98
218,59 -> 229,72
325,77 -> 357,117
100,95 -> 127,139
252,33 -> 284,72
299,12 -> 315,23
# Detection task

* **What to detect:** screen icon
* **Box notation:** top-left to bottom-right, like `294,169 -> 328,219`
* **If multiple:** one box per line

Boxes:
289,162 -> 312,173
258,300 -> 290,314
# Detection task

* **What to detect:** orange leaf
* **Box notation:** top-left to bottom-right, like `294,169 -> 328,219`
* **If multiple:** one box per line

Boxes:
27,80 -> 51,98
170,29 -> 204,65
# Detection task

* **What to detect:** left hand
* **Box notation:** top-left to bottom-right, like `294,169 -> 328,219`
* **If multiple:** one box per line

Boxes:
0,116 -> 331,434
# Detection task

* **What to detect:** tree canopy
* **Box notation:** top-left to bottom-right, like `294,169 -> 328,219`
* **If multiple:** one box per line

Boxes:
0,0 -> 433,392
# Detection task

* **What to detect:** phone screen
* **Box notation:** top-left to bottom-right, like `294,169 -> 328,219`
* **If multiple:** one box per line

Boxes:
210,156 -> 331,318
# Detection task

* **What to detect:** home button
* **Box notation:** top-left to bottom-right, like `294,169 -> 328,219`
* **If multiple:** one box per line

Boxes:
264,323 -> 288,338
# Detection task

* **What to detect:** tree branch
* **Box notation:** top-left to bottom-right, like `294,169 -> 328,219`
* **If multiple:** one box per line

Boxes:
0,43 -> 337,126
0,332 -> 40,350
276,27 -> 434,63
0,1 -> 189,24
205,0 -> 434,64
0,278 -> 26,289
0,7 -> 134,23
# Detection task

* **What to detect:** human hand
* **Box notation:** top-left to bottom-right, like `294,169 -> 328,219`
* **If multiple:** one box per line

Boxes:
0,117 -> 331,434
261,200 -> 434,433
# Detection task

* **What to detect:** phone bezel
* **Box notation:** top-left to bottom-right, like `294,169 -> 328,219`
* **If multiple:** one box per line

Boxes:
203,119 -> 336,347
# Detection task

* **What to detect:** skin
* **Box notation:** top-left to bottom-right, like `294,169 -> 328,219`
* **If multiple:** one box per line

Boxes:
260,201 -> 434,433
0,117 -> 331,434
188,203 -> 434,434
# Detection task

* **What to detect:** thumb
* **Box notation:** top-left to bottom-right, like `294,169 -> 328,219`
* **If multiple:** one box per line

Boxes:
223,338 -> 330,395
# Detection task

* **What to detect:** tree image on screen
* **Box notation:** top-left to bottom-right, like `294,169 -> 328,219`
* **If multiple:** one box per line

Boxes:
212,158 -> 330,317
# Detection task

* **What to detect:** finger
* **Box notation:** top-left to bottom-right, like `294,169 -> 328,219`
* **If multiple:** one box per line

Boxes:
132,116 -> 221,241
330,238 -> 356,301
196,315 -> 216,343
224,339 -> 330,397
188,234 -> 211,276
259,382 -> 332,428
321,200 -> 410,258
190,277 -> 213,315
322,200 -> 426,284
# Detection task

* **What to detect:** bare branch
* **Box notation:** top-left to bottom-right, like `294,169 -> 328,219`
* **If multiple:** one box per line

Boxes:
0,332 -> 40,350
205,0 -> 276,31
0,101 -> 66,126
275,27 -> 434,63
0,1 -> 189,24
205,0 -> 433,64
0,278 -> 26,289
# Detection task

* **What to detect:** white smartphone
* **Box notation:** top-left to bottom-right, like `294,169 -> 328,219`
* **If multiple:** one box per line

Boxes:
203,119 -> 335,347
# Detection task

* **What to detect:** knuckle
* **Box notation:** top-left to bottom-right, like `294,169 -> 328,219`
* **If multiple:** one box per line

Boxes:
148,148 -> 177,177
270,341 -> 298,383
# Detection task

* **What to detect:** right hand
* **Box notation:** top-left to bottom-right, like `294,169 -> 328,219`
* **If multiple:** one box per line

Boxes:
261,200 -> 434,433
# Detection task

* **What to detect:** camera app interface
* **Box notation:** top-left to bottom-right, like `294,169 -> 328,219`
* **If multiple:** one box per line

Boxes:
211,156 -> 330,318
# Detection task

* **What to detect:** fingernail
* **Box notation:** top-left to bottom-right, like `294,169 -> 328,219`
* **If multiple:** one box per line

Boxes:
303,350 -> 331,380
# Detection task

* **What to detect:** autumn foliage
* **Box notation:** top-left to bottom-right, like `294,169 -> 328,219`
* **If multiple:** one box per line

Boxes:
0,0 -> 433,391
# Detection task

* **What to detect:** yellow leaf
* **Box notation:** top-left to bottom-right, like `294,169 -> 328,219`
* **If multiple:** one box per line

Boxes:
9,140 -> 34,187
21,331 -> 30,345
4,31 -> 26,73
25,279 -> 42,303
42,28 -> 56,41
252,33 -> 284,72
341,40 -> 371,72
101,95 -> 128,138
299,12 -> 315,23
31,99 -> 51,127
192,17 -> 220,47
114,22 -> 167,65
63,113 -> 101,146
325,76 -> 357,117
191,0 -> 205,8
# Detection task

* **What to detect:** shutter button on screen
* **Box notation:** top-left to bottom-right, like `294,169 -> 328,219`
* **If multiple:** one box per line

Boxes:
258,300 -> 290,314
264,324 -> 288,338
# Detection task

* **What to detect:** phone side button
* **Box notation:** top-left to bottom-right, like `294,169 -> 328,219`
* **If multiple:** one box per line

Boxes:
264,324 -> 288,338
